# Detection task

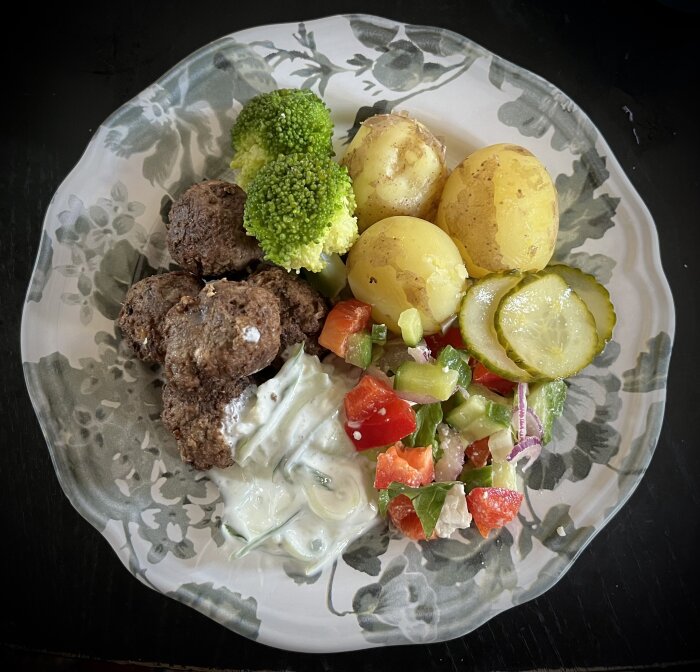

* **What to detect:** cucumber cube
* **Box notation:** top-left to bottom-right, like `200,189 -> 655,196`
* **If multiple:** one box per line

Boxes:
492,461 -> 517,489
345,331 -> 372,369
528,379 -> 567,444
446,394 -> 512,442
398,308 -> 423,346
394,361 -> 459,401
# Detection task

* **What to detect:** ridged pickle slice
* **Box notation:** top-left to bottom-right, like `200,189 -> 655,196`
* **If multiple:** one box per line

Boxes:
495,272 -> 598,379
548,264 -> 616,353
459,273 -> 534,382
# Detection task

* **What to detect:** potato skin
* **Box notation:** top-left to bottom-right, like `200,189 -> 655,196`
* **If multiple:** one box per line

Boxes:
346,216 -> 468,334
436,143 -> 558,278
341,114 -> 448,232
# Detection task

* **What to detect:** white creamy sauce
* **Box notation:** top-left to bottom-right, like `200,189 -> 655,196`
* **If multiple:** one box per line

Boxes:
209,347 -> 379,575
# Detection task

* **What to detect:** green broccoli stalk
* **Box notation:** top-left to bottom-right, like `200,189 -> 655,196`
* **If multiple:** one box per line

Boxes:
230,89 -> 334,189
243,153 -> 358,273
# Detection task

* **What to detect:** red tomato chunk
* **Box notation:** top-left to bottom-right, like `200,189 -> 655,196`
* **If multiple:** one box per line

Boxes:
471,361 -> 517,396
344,376 -> 417,450
374,442 -> 434,489
467,487 -> 523,538
387,495 -> 436,541
465,436 -> 491,469
424,326 -> 465,356
318,299 -> 372,357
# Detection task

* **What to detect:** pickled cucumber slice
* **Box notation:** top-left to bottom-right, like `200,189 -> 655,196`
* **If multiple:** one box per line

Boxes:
496,272 -> 598,379
458,273 -> 533,382
548,264 -> 616,353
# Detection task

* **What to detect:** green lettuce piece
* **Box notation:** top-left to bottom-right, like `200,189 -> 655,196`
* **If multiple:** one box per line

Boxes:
378,481 -> 458,538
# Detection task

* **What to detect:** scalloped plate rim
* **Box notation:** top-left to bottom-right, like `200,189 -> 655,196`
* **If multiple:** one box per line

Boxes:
20,13 -> 675,652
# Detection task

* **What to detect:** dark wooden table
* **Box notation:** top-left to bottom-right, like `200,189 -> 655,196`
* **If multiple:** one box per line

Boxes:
3,1 -> 698,670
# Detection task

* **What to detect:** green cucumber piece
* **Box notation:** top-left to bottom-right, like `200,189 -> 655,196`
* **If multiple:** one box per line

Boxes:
459,273 -> 533,383
496,272 -> 599,379
492,461 -> 517,490
467,382 -> 511,405
528,378 -> 567,444
548,264 -> 616,353
345,331 -> 372,369
394,361 -> 459,402
303,470 -> 362,522
461,416 -> 511,444
440,386 -> 469,415
398,308 -> 423,346
445,394 -> 511,442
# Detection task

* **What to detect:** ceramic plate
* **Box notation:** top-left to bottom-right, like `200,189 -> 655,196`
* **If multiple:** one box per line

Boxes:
21,14 -> 674,652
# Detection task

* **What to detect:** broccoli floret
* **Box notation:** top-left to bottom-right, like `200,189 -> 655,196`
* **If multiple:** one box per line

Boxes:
230,89 -> 334,189
244,153 -> 358,273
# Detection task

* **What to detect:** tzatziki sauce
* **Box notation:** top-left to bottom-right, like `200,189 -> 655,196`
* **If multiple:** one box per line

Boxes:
208,346 -> 379,575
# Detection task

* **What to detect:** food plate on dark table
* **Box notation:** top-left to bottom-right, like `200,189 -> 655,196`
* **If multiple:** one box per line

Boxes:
21,14 -> 674,652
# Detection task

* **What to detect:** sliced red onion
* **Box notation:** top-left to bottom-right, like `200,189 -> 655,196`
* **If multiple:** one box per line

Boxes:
394,388 -> 440,405
407,343 -> 432,363
508,435 -> 542,469
526,408 -> 544,440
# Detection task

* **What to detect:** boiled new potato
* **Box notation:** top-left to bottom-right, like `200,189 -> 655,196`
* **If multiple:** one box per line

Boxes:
346,216 -> 468,334
341,113 -> 448,232
436,143 -> 558,278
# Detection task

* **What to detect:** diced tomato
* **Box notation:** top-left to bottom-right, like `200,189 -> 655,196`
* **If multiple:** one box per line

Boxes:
374,442 -> 434,489
471,361 -> 517,395
344,374 -> 394,421
424,326 -> 465,355
345,397 -> 416,450
466,487 -> 523,537
344,376 -> 416,450
318,299 -> 373,357
465,436 -> 491,469
387,495 -> 435,541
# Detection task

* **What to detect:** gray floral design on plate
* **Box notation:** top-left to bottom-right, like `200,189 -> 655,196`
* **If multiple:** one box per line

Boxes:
21,14 -> 674,652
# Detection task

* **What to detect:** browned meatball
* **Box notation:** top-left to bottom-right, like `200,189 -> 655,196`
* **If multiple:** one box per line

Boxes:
167,180 -> 263,276
117,271 -> 203,363
161,377 -> 254,470
248,264 -> 329,360
163,280 -> 281,390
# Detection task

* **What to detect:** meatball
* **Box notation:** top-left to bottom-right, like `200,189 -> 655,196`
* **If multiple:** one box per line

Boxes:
117,271 -> 203,363
161,377 -> 254,470
163,280 -> 281,390
248,264 -> 329,359
167,180 -> 263,276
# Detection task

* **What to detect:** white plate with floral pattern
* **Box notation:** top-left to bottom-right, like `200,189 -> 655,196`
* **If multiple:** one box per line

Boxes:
21,14 -> 674,652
